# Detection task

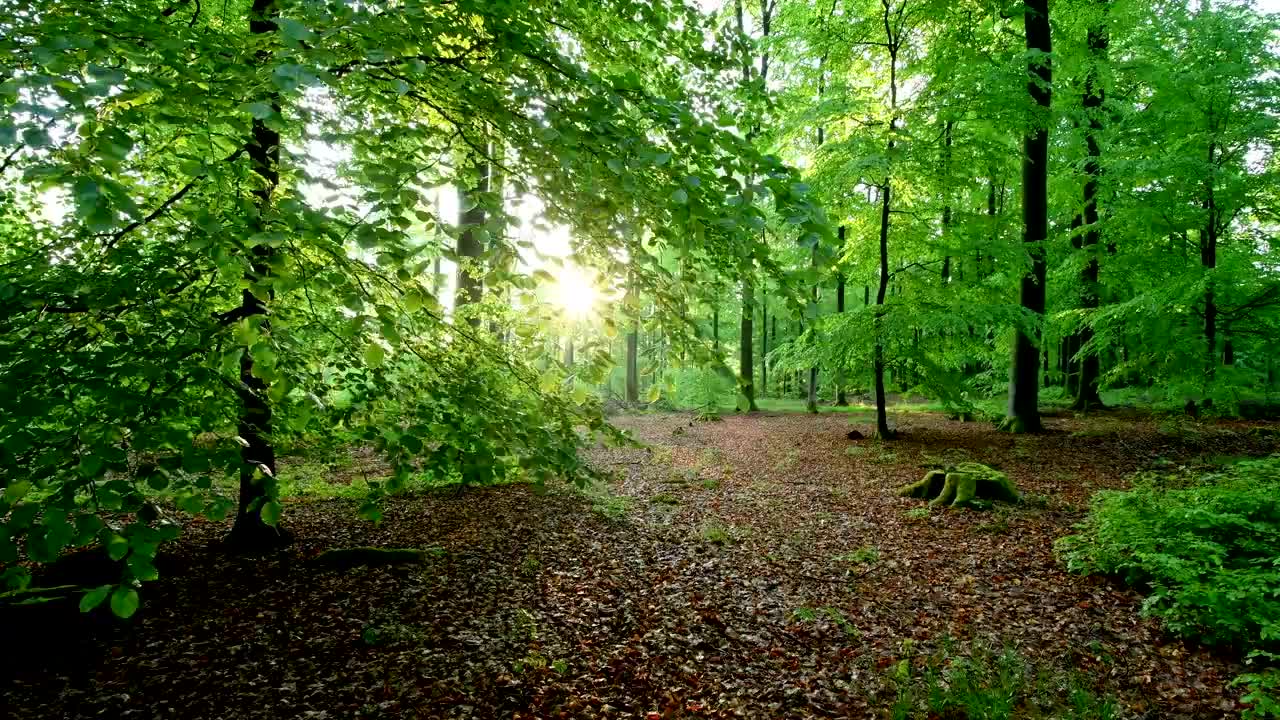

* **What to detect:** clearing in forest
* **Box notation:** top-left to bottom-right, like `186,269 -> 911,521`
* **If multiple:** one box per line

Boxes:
4,409 -> 1276,719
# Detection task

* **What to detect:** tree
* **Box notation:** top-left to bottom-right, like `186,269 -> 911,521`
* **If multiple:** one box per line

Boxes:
1004,0 -> 1052,434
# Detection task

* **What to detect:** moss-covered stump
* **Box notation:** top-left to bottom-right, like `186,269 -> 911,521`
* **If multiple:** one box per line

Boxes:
896,462 -> 1021,509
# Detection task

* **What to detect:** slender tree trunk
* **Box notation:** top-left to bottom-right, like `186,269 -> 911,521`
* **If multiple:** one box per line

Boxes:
941,120 -> 954,283
625,327 -> 639,404
740,277 -> 758,410
1202,139 -> 1218,393
456,154 -> 489,328
228,0 -> 289,550
1073,6 -> 1108,411
835,226 -> 847,406
1005,0 -> 1051,434
872,0 -> 900,440
713,307 -> 720,353
760,289 -> 768,398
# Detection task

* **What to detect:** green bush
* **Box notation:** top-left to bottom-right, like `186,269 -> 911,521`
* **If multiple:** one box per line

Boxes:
1058,456 -> 1280,648
1059,456 -> 1280,717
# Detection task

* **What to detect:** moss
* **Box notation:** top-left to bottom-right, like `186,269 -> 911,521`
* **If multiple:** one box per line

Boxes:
896,462 -> 1020,509
312,547 -> 429,570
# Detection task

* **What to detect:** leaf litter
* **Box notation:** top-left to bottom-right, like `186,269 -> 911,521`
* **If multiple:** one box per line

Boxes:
3,409 -> 1276,719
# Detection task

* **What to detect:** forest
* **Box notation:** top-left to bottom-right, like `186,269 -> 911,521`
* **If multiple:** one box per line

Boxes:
2,0 -> 1280,717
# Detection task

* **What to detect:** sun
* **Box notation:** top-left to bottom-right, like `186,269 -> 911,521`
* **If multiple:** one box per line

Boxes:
553,264 -> 599,321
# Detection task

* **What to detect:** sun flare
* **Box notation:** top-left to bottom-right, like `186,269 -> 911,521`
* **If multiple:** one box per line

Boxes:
553,265 -> 599,320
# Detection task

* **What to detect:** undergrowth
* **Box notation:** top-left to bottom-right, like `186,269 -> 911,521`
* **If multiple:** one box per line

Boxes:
1058,455 -> 1280,717
886,638 -> 1118,720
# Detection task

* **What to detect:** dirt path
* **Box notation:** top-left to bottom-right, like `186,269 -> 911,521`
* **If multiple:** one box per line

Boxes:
4,410 -> 1275,719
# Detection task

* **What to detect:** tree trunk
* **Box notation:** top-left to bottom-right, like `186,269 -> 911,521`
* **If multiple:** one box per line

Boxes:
1005,0 -> 1051,434
872,1 -> 900,440
228,0 -> 290,551
835,227 -> 847,406
625,326 -> 639,404
740,277 -> 758,410
1202,140 -> 1218,392
1072,7 -> 1108,411
456,154 -> 490,328
760,288 -> 768,398
941,120 -> 954,283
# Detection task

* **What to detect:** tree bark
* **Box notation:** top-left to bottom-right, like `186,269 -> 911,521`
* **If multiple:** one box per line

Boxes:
1072,6 -> 1108,411
625,326 -> 639,404
456,154 -> 489,328
835,226 -> 847,406
228,0 -> 289,551
872,0 -> 901,440
1005,0 -> 1051,434
1202,139 -> 1218,392
740,277 -> 758,410
760,288 -> 768,397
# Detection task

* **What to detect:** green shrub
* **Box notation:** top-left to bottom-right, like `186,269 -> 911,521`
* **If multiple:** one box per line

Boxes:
1058,456 -> 1280,648
1059,456 -> 1280,717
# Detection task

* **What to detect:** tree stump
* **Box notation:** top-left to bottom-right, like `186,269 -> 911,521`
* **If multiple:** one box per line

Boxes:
896,462 -> 1021,509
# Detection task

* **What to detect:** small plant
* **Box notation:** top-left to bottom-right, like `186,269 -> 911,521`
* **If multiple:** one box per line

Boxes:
650,493 -> 681,506
579,480 -> 630,519
701,477 -> 721,490
835,545 -> 880,565
886,639 -> 1118,720
1235,652 -> 1280,720
905,506 -> 931,520
699,520 -> 733,544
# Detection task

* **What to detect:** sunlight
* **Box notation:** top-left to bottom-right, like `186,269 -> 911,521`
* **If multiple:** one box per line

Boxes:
552,264 -> 599,321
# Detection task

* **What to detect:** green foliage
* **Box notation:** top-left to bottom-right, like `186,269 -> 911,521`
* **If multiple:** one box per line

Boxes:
1058,456 -> 1280,649
887,639 -> 1118,720
669,366 -> 734,417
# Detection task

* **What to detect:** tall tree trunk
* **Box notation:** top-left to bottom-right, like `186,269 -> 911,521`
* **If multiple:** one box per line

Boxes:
760,288 -> 768,397
941,120 -> 954,282
228,0 -> 289,550
1005,0 -> 1051,434
872,0 -> 901,440
740,277 -> 758,410
835,225 -> 847,406
456,153 -> 490,328
1073,5 -> 1108,411
625,327 -> 639,404
1202,139 -> 1218,393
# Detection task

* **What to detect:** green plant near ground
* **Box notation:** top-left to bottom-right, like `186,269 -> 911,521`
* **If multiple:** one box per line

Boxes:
578,480 -> 631,520
1057,456 -> 1280,647
835,545 -> 880,565
698,520 -> 733,544
887,639 -> 1118,720
1059,456 -> 1280,717
790,606 -> 860,638
650,493 -> 681,506
905,506 -> 931,521
1236,651 -> 1280,720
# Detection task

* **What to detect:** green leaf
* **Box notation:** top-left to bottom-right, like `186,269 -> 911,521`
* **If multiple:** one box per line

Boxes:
645,385 -> 661,403
261,500 -> 282,526
105,533 -> 129,561
109,586 -> 139,619
735,394 -> 751,412
79,585 -> 111,613
670,188 -> 688,205
243,101 -> 274,120
3,481 -> 30,503
364,343 -> 386,368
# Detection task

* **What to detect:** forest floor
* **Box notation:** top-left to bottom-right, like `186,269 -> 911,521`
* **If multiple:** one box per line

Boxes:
5,408 -> 1279,719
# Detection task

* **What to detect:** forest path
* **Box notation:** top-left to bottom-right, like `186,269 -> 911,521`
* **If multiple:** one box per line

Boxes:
5,410 -> 1275,719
